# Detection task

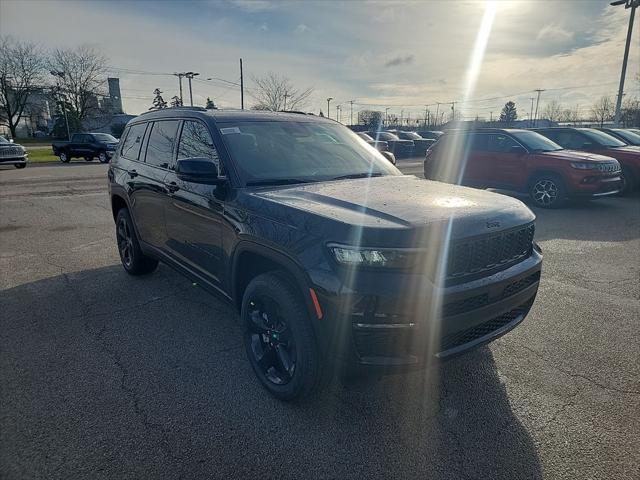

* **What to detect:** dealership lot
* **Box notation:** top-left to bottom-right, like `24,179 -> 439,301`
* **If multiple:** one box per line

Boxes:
1,162 -> 638,479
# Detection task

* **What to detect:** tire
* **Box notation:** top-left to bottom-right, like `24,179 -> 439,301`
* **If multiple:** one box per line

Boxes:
14,163 -> 26,169
619,167 -> 636,196
58,151 -> 70,163
115,208 -> 158,275
97,151 -> 109,164
528,174 -> 567,209
241,272 -> 326,401
84,156 -> 93,162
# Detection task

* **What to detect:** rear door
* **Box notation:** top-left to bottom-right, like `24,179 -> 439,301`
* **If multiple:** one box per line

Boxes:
129,120 -> 180,249
163,119 -> 225,288
462,133 -> 490,186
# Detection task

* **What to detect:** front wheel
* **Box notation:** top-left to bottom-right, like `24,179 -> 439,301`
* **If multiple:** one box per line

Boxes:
115,208 -> 158,275
14,163 -> 26,169
529,174 -> 566,208
58,151 -> 70,163
84,156 -> 93,162
619,167 -> 636,195
98,151 -> 109,163
241,273 -> 326,401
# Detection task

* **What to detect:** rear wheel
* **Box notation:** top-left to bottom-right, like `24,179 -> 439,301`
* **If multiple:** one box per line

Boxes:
529,174 -> 566,208
14,163 -> 26,169
58,151 -> 70,163
241,272 -> 326,401
98,151 -> 109,163
115,208 -> 158,275
620,167 -> 636,195
84,156 -> 93,162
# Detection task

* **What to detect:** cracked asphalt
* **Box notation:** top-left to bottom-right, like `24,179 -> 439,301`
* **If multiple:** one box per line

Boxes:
1,162 -> 638,479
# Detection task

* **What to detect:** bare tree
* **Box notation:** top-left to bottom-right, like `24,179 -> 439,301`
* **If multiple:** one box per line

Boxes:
591,96 -> 614,127
249,72 -> 313,111
0,37 -> 47,138
542,100 -> 563,123
621,96 -> 640,127
48,45 -> 108,125
559,105 -> 581,125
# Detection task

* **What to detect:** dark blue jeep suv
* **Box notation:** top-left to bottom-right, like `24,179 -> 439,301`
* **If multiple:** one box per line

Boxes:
108,107 -> 542,401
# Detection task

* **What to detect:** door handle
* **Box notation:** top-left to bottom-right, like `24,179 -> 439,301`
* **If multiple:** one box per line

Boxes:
128,169 -> 138,178
167,182 -> 180,193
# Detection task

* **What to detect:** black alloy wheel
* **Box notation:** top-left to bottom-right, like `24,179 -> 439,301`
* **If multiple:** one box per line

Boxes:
115,208 -> 158,275
246,295 -> 297,386
117,215 -> 134,269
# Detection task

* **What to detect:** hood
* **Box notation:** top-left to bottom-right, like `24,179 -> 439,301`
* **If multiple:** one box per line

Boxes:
603,146 -> 640,163
538,149 -> 616,163
246,175 -> 535,245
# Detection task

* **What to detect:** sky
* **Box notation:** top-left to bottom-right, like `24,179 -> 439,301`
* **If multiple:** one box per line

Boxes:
1,0 -> 638,122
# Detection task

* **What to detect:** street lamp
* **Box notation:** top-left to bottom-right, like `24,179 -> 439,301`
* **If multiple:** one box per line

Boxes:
326,97 -> 333,119
610,0 -> 638,126
49,70 -> 70,140
185,72 -> 200,106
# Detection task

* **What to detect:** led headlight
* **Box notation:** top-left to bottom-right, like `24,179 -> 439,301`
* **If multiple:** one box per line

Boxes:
570,162 -> 599,170
330,245 -> 416,268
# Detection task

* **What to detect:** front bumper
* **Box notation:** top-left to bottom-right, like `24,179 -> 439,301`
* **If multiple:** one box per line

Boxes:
568,172 -> 622,197
314,250 -> 542,369
0,156 -> 28,166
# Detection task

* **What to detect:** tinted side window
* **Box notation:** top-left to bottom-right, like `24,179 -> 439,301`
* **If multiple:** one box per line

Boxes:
120,123 -> 147,161
553,131 -> 584,150
177,120 -> 221,171
471,134 -> 489,151
488,134 -> 519,153
145,120 -> 180,168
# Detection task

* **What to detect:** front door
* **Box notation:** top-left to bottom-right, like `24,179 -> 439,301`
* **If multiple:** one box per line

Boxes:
163,119 -> 225,288
483,134 -> 527,189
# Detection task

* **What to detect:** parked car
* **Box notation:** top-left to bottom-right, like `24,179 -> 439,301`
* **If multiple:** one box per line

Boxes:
387,130 -> 432,155
52,132 -> 120,163
596,127 -> 640,146
535,127 -> 640,193
424,128 -> 622,208
366,131 -> 414,157
0,135 -> 27,169
417,130 -> 444,140
109,108 -> 542,401
356,132 -> 396,164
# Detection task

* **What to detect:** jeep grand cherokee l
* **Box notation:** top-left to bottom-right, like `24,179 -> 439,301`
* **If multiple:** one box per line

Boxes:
108,108 -> 542,401
0,135 -> 27,168
424,129 -> 622,208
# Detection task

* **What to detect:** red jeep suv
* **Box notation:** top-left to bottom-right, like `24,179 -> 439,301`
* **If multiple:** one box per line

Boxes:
535,127 -> 640,193
424,129 -> 622,208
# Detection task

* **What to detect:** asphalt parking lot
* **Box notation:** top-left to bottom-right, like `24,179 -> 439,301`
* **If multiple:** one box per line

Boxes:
1,160 -> 638,479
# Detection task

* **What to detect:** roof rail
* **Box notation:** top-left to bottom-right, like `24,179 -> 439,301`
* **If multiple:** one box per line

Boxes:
138,106 -> 208,116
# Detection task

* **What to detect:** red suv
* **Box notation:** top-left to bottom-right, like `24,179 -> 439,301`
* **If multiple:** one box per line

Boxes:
424,129 -> 622,208
535,127 -> 640,193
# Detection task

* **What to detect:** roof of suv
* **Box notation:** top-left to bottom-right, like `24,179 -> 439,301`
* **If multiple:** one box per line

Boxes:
442,128 -> 529,135
134,107 -> 331,124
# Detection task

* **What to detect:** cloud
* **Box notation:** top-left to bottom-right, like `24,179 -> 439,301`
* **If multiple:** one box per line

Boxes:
536,24 -> 575,43
294,23 -> 309,34
384,54 -> 414,68
258,22 -> 268,32
229,0 -> 276,12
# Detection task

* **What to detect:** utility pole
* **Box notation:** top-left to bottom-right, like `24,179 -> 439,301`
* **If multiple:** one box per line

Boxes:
185,72 -> 199,106
173,72 -> 185,104
490,111 -> 493,123
611,0 -> 638,125
239,58 -> 244,110
424,106 -> 428,128
451,102 -> 456,122
435,103 -> 440,127
533,89 -> 545,127
283,92 -> 290,110
349,100 -> 355,126
326,97 -> 333,120
529,97 -> 535,128
336,104 -> 340,122
385,107 -> 390,127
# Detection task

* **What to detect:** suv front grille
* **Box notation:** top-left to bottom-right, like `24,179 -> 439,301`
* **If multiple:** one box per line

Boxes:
0,146 -> 24,158
597,162 -> 620,173
447,224 -> 534,281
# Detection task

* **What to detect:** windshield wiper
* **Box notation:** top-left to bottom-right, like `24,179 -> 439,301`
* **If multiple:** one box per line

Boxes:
331,172 -> 384,181
246,178 -> 315,187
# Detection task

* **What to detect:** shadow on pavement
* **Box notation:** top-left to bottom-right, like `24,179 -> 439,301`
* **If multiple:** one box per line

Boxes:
0,265 -> 541,479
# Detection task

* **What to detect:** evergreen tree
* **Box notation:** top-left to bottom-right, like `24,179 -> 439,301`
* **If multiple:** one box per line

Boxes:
150,88 -> 167,110
205,97 -> 217,109
499,101 -> 517,125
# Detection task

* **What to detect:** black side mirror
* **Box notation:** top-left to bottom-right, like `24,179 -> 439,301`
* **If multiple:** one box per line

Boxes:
381,150 -> 396,165
510,145 -> 527,155
175,158 -> 223,185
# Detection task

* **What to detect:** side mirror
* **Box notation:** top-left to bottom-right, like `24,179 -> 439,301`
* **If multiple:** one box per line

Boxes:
175,158 -> 223,185
381,150 -> 396,165
510,145 -> 527,155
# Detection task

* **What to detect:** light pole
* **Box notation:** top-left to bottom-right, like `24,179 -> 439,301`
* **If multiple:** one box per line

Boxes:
529,97 -> 535,128
173,72 -> 185,104
533,89 -> 545,127
385,107 -> 390,127
49,70 -> 70,140
611,0 -> 638,125
185,72 -> 199,106
349,100 -> 355,126
326,97 -> 333,119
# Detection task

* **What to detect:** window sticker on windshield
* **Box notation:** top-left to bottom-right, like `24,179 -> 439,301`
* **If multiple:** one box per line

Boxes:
220,127 -> 241,135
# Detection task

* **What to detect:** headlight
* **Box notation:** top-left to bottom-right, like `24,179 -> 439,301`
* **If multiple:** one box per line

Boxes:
330,245 -> 416,268
570,162 -> 599,170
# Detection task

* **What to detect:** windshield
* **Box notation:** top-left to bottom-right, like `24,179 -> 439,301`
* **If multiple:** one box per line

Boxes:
0,136 -> 8,143
93,133 -> 118,142
581,129 -> 626,148
399,131 -> 422,140
219,121 -> 400,185
371,132 -> 399,141
511,130 -> 563,152
611,129 -> 640,145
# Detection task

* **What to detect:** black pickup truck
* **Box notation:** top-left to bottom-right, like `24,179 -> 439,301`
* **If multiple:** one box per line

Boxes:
52,133 -> 120,163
